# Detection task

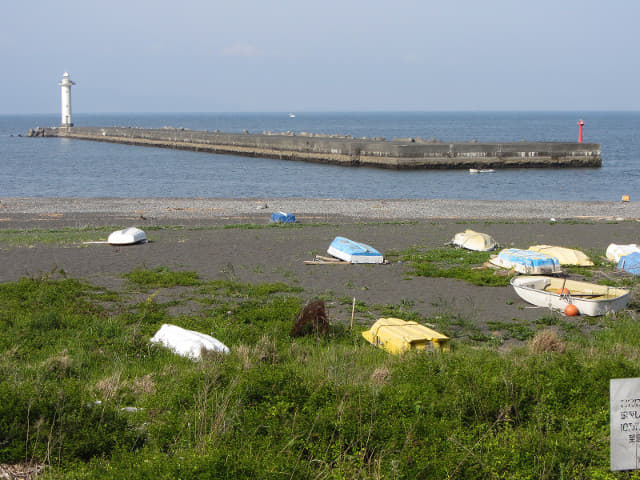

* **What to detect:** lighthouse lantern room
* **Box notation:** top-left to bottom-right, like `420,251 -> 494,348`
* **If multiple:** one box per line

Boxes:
58,72 -> 75,127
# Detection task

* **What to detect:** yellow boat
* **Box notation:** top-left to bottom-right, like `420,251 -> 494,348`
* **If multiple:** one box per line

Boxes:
528,245 -> 593,266
362,318 -> 450,354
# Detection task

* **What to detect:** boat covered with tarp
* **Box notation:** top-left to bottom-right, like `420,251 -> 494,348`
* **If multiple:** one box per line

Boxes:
617,252 -> 640,276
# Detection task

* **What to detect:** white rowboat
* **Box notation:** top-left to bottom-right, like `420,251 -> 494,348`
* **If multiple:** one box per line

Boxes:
511,276 -> 629,316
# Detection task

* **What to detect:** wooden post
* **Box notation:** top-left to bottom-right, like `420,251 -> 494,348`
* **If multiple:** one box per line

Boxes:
350,297 -> 356,330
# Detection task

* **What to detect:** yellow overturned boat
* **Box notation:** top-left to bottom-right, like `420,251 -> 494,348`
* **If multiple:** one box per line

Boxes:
362,318 -> 450,354
528,245 -> 593,266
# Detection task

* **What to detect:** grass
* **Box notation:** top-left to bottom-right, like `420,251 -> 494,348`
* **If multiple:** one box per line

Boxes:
399,246 -> 514,286
1,269 -> 638,478
0,226 -> 117,246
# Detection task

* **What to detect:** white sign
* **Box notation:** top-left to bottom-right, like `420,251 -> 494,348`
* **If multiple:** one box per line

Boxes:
611,378 -> 640,470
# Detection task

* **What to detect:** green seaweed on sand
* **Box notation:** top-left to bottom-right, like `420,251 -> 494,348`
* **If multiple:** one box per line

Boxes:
400,246 -> 513,286
123,266 -> 202,288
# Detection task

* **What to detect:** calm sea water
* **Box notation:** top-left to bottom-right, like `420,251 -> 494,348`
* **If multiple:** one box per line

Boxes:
1,112 -> 639,200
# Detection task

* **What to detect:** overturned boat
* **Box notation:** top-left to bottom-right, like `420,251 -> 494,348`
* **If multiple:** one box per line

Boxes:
490,248 -> 562,274
451,229 -> 497,251
362,318 -> 450,354
528,245 -> 593,266
511,276 -> 629,316
107,227 -> 147,245
327,236 -> 384,264
606,243 -> 640,263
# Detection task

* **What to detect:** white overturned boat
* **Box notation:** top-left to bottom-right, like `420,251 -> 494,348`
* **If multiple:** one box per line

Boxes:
327,236 -> 384,264
511,276 -> 629,316
451,229 -> 497,251
107,227 -> 147,245
606,243 -> 640,263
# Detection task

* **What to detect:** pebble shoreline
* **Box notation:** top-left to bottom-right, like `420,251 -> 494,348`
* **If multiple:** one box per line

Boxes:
0,197 -> 638,221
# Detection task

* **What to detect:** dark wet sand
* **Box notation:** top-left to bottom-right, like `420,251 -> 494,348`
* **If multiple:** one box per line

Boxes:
1,198 -> 638,329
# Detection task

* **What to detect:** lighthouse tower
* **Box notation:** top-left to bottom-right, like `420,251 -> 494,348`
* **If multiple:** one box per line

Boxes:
58,72 -> 75,127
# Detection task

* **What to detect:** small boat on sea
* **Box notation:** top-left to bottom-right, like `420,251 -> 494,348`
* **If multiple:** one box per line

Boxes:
490,248 -> 562,274
511,276 -> 630,316
107,227 -> 146,245
450,229 -> 497,251
528,245 -> 593,266
327,236 -> 384,264
469,168 -> 495,174
362,318 -> 450,354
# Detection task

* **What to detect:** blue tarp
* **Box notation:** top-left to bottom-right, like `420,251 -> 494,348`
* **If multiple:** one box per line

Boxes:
270,211 -> 296,223
617,252 -> 640,276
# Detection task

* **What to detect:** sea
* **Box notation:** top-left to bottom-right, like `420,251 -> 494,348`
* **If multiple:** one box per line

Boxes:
1,112 -> 639,201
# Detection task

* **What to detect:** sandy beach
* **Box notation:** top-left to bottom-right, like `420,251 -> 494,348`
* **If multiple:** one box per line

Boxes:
1,197 -> 638,331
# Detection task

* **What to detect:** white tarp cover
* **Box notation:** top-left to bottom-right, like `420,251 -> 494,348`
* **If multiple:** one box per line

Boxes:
150,324 -> 229,359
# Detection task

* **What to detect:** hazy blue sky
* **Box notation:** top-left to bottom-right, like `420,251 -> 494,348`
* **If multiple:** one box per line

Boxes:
2,0 -> 638,113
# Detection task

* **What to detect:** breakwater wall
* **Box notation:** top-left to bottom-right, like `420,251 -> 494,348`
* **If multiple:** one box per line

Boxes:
27,126 -> 601,169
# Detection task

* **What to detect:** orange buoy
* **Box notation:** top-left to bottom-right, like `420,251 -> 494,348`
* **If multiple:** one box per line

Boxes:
564,304 -> 579,316
557,287 -> 570,295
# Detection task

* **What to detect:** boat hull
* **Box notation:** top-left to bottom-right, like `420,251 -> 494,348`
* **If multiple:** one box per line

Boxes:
511,276 -> 629,316
451,229 -> 496,251
327,236 -> 384,264
108,227 -> 146,245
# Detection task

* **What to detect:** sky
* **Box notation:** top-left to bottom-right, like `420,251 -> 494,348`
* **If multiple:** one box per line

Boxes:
1,0 -> 639,113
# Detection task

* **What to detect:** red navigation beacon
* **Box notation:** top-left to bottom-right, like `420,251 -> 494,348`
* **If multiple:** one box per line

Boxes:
577,119 -> 584,143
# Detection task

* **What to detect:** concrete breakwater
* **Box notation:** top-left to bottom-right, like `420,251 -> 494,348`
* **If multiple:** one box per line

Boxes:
27,126 -> 601,169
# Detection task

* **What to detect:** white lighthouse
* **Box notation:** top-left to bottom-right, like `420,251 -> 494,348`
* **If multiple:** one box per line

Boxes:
58,72 -> 75,127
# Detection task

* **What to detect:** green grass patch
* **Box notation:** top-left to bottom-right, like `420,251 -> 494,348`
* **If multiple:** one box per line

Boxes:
123,266 -> 202,288
400,246 -> 513,286
2,273 -> 640,478
0,226 -> 118,246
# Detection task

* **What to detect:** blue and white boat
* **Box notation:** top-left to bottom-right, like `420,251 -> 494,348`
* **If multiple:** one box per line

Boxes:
327,236 -> 384,264
490,248 -> 561,274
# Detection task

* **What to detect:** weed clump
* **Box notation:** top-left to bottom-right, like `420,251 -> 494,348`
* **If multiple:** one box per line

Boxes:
290,299 -> 330,337
529,328 -> 566,353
